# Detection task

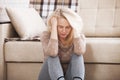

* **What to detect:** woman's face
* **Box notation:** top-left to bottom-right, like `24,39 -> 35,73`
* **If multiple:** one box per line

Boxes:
57,17 -> 72,40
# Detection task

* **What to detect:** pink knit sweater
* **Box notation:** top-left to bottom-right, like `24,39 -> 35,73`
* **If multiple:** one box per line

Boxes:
41,31 -> 86,63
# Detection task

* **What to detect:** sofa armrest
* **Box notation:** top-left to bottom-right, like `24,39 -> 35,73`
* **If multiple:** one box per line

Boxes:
0,23 -> 18,43
0,22 -> 18,80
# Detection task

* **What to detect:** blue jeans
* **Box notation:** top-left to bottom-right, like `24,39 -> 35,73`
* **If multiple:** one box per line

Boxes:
38,54 -> 85,80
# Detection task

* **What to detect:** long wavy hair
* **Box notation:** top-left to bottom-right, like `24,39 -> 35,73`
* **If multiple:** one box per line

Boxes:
47,9 -> 74,46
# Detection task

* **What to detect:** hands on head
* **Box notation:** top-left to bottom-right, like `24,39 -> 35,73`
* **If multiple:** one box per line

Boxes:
50,16 -> 57,28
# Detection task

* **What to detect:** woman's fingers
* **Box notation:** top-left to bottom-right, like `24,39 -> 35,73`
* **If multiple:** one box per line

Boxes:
50,16 -> 57,27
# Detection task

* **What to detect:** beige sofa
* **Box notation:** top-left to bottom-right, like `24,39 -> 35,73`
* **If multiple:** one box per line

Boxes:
1,24 -> 120,80
0,0 -> 120,80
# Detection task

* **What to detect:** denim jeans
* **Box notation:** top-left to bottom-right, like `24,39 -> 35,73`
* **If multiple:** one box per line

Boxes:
38,54 -> 85,80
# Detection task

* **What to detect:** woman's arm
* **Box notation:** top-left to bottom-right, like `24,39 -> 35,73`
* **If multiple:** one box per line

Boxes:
73,29 -> 86,55
41,17 -> 58,57
50,17 -> 58,40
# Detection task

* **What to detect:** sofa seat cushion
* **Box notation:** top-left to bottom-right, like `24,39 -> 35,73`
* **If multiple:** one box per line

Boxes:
5,40 -> 44,62
84,38 -> 120,63
5,38 -> 120,63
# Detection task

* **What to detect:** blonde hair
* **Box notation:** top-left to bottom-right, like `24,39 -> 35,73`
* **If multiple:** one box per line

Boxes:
47,9 -> 74,46
57,16 -> 73,46
47,8 -> 83,33
63,26 -> 73,46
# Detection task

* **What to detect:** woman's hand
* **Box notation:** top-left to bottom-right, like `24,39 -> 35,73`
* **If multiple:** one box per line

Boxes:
73,28 -> 80,38
50,16 -> 57,28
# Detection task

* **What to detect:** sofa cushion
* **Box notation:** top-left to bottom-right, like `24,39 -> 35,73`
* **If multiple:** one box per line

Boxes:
6,7 -> 47,38
84,38 -> 120,63
5,40 -> 44,62
78,0 -> 120,37
5,38 -> 120,63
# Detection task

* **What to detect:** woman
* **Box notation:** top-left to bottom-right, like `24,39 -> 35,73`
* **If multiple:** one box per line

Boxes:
38,8 -> 86,80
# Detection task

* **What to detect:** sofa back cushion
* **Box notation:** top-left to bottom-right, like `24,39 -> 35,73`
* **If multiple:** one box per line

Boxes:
30,0 -> 120,37
6,7 -> 47,38
78,0 -> 120,37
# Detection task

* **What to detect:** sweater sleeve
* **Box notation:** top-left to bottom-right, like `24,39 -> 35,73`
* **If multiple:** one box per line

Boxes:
73,34 -> 86,55
41,31 -> 58,57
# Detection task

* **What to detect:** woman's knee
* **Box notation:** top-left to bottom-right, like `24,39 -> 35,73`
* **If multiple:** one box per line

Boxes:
47,56 -> 62,67
71,54 -> 84,62
47,56 -> 60,62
